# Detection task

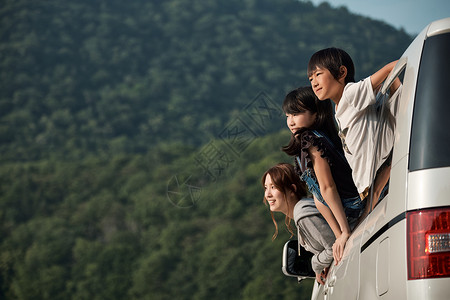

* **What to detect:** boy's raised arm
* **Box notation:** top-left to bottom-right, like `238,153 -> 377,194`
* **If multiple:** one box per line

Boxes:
370,60 -> 398,91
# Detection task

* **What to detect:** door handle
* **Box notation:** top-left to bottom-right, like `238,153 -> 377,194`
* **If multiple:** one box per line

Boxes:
328,275 -> 337,287
323,275 -> 336,296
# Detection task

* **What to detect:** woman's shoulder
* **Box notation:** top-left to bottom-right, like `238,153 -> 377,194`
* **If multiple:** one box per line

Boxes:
294,198 -> 321,222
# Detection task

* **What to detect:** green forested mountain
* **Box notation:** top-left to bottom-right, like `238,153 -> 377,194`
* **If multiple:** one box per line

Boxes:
1,0 -> 411,161
0,0 -> 413,299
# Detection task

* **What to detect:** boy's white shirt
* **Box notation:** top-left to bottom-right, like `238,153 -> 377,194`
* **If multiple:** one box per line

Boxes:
334,77 -> 401,193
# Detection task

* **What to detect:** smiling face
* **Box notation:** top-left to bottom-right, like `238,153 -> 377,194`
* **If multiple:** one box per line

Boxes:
286,111 -> 317,134
264,174 -> 289,213
261,164 -> 307,239
309,66 -> 346,104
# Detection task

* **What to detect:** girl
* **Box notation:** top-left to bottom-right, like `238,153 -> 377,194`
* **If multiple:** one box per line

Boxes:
262,163 -> 334,285
282,87 -> 364,264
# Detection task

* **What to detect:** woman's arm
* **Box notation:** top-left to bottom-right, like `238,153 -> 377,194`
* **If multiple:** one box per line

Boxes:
298,215 -> 334,284
309,146 -> 351,263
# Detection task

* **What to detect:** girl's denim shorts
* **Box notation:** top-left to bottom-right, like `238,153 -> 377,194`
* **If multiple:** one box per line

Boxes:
301,169 -> 366,221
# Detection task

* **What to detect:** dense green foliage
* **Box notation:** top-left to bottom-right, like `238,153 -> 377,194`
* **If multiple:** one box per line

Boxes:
1,131 -> 315,299
0,0 -> 413,299
1,0 -> 411,162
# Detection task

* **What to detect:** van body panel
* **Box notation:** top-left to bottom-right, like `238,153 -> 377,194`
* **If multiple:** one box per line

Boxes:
359,220 -> 407,300
408,168 -> 450,211
319,220 -> 366,299
384,155 -> 408,222
310,218 -> 368,300
427,18 -> 450,37
359,156 -> 407,253
407,278 -> 450,299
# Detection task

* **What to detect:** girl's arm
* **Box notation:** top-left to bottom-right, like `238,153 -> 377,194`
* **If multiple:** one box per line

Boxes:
309,145 -> 351,264
313,198 -> 340,239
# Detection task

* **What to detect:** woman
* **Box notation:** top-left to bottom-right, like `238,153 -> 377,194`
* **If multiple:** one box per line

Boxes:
262,163 -> 334,285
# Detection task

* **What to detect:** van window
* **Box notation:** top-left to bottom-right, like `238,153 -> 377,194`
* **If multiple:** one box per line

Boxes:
365,73 -> 404,211
409,32 -> 450,171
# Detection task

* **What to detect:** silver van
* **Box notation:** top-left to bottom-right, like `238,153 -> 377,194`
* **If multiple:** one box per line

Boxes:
285,17 -> 450,299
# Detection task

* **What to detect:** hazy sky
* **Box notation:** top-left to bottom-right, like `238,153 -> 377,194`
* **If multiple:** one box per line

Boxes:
308,0 -> 450,35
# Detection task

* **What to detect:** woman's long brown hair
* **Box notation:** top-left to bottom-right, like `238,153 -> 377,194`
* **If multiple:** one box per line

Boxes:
261,163 -> 307,240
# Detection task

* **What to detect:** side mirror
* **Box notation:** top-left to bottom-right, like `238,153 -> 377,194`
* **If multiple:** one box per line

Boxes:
282,240 -> 315,279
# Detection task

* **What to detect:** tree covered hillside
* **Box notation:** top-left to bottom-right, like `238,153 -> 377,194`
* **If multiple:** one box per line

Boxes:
0,0 -> 414,299
1,0 -> 411,161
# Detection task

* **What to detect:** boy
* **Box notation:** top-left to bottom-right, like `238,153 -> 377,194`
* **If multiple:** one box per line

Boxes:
307,48 -> 401,209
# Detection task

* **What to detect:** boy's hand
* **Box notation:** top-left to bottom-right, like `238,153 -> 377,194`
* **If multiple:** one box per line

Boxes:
332,231 -> 350,264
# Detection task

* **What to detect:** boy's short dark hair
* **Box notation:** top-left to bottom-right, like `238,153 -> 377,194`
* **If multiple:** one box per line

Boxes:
307,47 -> 355,83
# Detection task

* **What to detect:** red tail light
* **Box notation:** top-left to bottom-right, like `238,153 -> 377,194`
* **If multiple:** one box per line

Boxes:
407,207 -> 450,280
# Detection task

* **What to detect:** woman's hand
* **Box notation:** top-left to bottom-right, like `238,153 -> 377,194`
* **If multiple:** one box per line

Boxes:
315,267 -> 330,285
332,231 -> 350,264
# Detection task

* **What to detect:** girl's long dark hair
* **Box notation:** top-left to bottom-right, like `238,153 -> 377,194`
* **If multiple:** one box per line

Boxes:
282,87 -> 341,156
